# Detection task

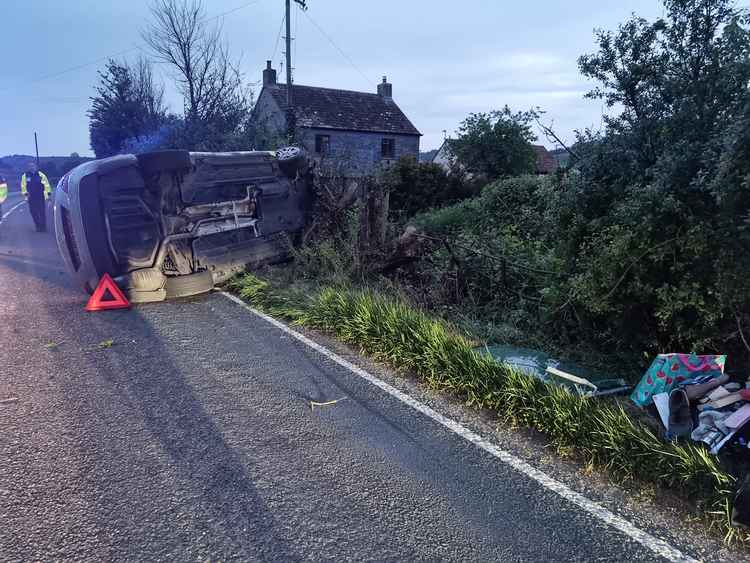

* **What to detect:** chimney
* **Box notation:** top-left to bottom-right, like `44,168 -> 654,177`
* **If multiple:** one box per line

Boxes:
263,60 -> 277,86
377,76 -> 392,101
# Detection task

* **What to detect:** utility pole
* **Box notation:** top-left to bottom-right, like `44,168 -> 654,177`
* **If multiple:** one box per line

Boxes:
284,0 -> 307,139
285,0 -> 293,108
34,132 -> 39,166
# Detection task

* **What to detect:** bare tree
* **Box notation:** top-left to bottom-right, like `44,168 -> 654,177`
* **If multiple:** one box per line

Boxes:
141,0 -> 249,127
132,57 -> 167,121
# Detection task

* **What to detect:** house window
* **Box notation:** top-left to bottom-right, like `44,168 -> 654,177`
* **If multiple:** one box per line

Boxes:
315,134 -> 330,155
381,138 -> 395,159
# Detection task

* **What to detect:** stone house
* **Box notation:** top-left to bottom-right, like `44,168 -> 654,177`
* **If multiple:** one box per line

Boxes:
251,62 -> 421,176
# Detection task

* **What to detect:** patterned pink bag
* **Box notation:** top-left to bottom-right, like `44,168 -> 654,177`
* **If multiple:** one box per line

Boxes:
630,353 -> 726,407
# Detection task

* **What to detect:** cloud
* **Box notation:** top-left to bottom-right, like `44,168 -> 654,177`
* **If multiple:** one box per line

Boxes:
489,52 -> 566,71
378,48 -> 602,150
439,89 -> 585,111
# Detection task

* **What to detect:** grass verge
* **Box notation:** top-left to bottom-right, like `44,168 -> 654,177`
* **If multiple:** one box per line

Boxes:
228,272 -> 744,544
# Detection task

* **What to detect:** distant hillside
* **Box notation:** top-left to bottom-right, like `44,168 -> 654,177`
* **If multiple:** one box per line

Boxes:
0,154 -> 92,191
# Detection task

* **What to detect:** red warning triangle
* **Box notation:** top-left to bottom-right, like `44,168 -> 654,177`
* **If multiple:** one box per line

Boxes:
85,273 -> 130,312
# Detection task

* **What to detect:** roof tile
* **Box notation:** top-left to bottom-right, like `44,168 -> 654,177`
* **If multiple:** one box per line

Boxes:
266,84 -> 421,136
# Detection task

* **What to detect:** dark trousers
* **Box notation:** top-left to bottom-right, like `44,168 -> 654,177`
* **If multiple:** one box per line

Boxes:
28,192 -> 46,232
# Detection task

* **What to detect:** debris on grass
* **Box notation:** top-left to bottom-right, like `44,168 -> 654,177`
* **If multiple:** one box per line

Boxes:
479,344 -> 631,398
97,339 -> 114,349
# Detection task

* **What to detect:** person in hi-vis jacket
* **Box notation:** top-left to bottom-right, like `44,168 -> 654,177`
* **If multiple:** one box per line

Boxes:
21,162 -> 51,232
0,175 -> 7,218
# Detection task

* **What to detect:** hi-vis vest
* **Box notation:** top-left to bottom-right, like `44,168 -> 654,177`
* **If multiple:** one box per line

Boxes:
0,179 -> 7,203
21,171 -> 52,200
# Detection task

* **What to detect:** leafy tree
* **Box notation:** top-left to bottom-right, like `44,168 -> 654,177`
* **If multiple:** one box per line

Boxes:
564,0 -> 750,357
399,0 -> 750,369
449,106 -> 538,180
578,0 -> 750,186
88,58 -> 169,157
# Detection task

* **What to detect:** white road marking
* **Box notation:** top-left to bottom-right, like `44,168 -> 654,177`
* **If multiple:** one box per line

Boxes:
1,200 -> 27,221
220,291 -> 697,563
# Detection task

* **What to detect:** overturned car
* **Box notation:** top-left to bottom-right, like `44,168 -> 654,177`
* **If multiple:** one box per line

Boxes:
54,148 -> 311,302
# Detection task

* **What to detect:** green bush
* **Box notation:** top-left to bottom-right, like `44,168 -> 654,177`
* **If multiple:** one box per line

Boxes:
554,0 -> 750,362
409,175 -> 566,353
396,1 -> 750,369
384,156 -> 483,220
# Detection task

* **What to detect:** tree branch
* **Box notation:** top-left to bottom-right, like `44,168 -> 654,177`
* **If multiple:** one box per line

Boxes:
534,116 -> 581,163
736,313 -> 750,354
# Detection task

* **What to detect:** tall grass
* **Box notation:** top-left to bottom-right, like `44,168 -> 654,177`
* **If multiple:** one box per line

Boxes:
229,273 -> 744,544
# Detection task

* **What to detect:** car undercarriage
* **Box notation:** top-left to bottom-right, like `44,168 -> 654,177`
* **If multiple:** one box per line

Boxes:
55,148 -> 312,301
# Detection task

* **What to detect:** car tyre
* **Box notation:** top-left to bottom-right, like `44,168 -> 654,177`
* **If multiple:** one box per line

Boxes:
118,267 -> 166,291
165,270 -> 214,299
276,146 -> 308,178
137,150 -> 192,177
115,269 -> 168,303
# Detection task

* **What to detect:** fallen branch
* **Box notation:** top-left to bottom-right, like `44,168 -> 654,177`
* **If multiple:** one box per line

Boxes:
411,232 -> 559,276
535,117 -> 582,163
736,313 -> 750,354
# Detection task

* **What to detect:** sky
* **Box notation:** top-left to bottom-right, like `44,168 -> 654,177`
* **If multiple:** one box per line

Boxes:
0,0 -> 667,157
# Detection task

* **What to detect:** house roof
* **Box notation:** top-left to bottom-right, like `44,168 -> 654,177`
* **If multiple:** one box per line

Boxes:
264,84 -> 421,136
532,145 -> 557,174
431,138 -> 454,163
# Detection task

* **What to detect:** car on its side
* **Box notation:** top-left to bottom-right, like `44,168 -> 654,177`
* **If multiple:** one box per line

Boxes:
54,147 -> 311,302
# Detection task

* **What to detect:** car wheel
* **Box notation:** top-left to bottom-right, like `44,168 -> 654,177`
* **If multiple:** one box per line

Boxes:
137,150 -> 192,177
165,270 -> 214,299
116,268 -> 166,292
276,146 -> 308,178
114,268 -> 168,303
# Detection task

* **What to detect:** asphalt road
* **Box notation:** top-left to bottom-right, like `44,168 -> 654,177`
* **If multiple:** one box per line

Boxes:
1,192 -> 26,221
0,196 -> 694,562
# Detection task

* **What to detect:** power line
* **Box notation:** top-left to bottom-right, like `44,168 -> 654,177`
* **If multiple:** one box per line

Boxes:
0,46 -> 142,94
0,0 -> 262,96
293,2 -> 299,81
271,13 -> 285,63
203,0 -> 261,23
302,10 -> 374,88
29,97 -> 90,104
